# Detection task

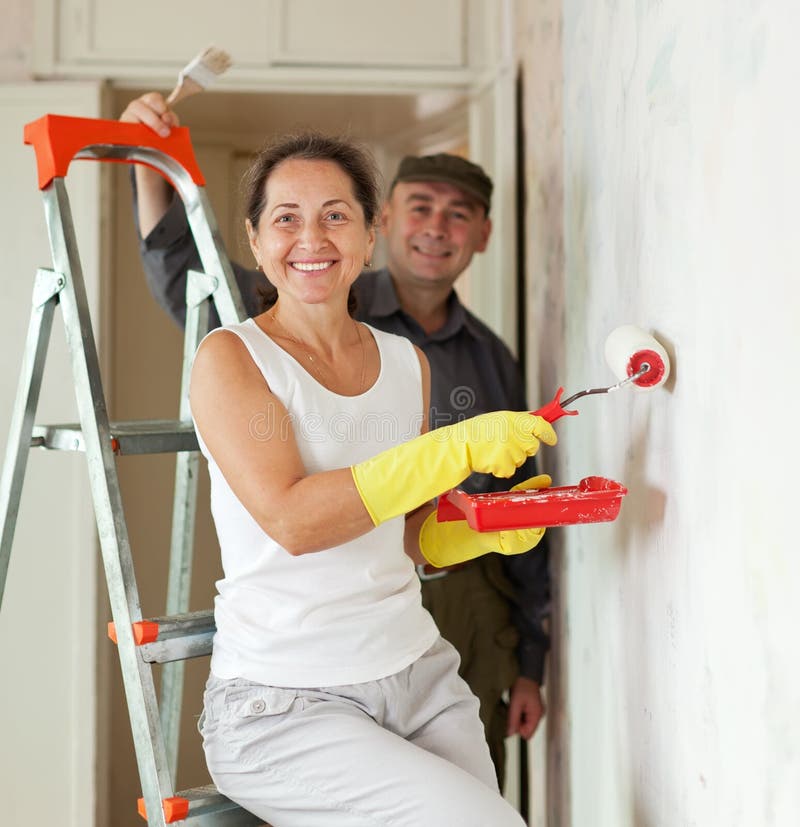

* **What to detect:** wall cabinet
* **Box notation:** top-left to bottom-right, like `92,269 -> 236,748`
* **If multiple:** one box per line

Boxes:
34,0 -> 494,92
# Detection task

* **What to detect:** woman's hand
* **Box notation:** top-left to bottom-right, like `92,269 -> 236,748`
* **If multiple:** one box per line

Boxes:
351,413 -> 557,526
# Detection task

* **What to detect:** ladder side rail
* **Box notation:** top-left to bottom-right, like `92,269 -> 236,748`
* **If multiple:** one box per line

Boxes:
45,179 -> 171,827
68,141 -> 245,783
0,270 -> 63,608
160,273 -> 214,779
73,143 -> 246,787
186,188 -> 248,325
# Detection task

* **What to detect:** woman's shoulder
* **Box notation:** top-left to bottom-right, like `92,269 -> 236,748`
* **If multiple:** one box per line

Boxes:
194,322 -> 257,372
197,318 -> 274,359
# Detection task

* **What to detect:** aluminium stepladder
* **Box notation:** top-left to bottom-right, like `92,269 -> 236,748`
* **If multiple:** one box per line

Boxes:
0,115 -> 262,826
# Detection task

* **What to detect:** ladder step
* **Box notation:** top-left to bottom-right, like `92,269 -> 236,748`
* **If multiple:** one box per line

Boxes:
109,609 -> 216,663
138,785 -> 267,825
30,420 -> 199,455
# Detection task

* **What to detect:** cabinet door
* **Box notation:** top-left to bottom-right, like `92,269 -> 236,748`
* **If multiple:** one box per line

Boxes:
270,0 -> 465,68
35,0 -> 472,79
0,82 -> 104,827
51,0 -> 271,64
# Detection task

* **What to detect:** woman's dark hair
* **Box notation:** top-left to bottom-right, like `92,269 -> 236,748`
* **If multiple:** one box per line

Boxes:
243,132 -> 382,314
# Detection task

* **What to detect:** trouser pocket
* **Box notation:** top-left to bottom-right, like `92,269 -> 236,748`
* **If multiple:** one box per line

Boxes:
210,681 -> 301,769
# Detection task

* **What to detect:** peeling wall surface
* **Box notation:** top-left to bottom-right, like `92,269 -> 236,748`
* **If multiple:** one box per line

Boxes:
541,1 -> 800,824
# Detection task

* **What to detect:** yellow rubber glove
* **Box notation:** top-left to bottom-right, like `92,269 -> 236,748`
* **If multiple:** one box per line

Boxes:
418,474 -> 552,568
351,412 -> 556,526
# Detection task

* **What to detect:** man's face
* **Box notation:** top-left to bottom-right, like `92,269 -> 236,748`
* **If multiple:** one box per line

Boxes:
381,180 -> 492,291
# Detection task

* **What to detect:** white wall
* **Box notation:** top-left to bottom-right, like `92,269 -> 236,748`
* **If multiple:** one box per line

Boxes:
532,1 -> 800,824
0,82 -> 104,827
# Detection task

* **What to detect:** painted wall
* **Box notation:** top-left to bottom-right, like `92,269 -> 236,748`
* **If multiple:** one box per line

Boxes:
522,1 -> 800,824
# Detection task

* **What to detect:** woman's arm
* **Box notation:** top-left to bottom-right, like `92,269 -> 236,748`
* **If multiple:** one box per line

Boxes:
191,330 -> 376,555
404,505 -> 433,565
192,333 -> 555,555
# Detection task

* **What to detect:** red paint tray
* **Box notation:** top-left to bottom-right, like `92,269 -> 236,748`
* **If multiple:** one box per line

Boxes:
436,476 -> 628,531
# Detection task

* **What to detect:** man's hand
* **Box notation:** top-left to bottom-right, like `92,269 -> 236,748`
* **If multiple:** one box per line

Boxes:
119,92 -> 180,237
120,92 -> 180,137
507,676 -> 545,740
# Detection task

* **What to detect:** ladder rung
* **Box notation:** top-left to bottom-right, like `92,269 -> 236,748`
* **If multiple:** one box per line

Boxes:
140,609 -> 215,663
138,785 -> 267,825
30,420 -> 199,455
108,609 -> 215,663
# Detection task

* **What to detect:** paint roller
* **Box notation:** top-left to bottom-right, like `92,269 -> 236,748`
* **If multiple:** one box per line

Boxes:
435,326 -> 670,530
534,324 -> 670,423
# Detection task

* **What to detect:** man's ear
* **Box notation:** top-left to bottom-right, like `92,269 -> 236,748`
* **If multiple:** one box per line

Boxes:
365,224 -> 377,263
475,216 -> 492,253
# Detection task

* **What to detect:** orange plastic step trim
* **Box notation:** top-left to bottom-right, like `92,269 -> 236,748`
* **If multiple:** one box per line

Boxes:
138,796 -> 190,823
23,114 -> 205,190
107,620 -> 160,645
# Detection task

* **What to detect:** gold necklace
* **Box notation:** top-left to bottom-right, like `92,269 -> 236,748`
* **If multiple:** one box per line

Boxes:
269,307 -> 367,394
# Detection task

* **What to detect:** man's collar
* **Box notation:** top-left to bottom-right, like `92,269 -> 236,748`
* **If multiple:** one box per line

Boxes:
365,268 -> 402,318
365,268 -> 490,342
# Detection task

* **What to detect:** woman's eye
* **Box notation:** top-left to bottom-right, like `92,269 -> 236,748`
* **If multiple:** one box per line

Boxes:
276,214 -> 295,224
327,212 -> 346,221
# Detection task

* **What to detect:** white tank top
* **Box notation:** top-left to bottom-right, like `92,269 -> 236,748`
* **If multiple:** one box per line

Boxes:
193,318 -> 439,687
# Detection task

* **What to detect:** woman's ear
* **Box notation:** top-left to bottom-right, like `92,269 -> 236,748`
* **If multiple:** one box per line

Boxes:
245,218 -> 260,264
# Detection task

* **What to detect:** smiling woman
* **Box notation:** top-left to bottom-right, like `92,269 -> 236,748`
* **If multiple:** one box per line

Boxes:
249,158 -> 373,308
186,131 -> 547,827
242,132 -> 381,317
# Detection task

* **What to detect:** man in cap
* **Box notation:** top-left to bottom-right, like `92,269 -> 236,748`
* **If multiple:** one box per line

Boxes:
122,92 -> 551,790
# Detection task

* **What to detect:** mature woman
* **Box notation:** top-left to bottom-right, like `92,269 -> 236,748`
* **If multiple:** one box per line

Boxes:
189,132 -> 556,826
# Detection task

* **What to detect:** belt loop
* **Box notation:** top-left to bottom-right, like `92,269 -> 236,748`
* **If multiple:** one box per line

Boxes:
416,563 -> 449,582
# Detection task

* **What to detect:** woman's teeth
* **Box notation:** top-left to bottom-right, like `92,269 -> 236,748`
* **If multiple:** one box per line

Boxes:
293,261 -> 332,271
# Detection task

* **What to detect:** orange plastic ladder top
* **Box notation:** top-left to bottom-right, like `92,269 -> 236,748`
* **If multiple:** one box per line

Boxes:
138,796 -> 190,823
107,620 -> 160,646
23,114 -> 206,190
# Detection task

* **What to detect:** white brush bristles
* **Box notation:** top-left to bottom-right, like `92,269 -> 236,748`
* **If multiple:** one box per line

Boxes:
167,46 -> 232,104
178,46 -> 232,88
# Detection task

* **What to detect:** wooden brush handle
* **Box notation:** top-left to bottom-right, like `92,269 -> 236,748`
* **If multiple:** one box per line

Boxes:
166,76 -> 203,106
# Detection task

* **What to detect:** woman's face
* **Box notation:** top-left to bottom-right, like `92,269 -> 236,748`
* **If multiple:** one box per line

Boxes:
246,158 -> 376,307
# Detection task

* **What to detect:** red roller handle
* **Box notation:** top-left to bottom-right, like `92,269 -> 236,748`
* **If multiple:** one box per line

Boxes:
23,114 -> 205,190
435,388 -> 579,527
531,386 -> 579,423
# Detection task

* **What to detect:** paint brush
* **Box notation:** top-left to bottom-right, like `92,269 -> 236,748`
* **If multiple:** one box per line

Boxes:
166,46 -> 232,106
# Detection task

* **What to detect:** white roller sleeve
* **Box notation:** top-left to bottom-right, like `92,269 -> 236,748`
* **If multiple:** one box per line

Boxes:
604,325 -> 670,390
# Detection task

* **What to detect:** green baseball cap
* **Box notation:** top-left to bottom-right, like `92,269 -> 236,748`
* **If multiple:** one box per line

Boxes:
391,153 -> 493,213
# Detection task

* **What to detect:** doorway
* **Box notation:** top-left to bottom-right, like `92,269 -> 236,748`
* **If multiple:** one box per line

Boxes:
106,84 -> 477,826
